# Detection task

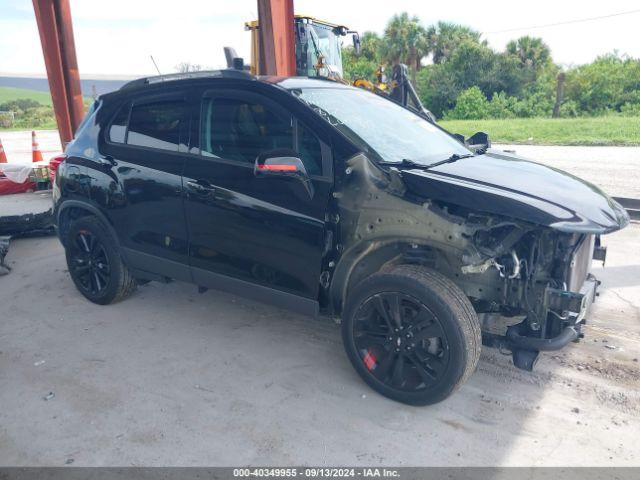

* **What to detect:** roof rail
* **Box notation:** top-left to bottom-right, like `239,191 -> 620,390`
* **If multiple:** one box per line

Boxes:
120,69 -> 254,90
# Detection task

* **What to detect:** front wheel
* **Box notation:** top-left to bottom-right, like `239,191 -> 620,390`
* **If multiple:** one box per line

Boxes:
342,265 -> 481,405
64,216 -> 137,305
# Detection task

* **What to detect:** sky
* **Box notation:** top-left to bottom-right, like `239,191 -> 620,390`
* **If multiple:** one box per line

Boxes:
1,0 -> 639,77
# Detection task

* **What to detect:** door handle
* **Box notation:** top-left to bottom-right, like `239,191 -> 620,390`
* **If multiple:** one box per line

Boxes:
98,155 -> 117,168
186,180 -> 215,194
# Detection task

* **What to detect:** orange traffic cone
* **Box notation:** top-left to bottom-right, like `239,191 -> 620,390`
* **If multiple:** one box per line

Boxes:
0,137 -> 7,163
32,130 -> 43,163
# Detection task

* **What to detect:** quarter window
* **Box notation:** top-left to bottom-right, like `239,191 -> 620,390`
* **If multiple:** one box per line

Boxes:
127,100 -> 187,152
108,103 -> 129,143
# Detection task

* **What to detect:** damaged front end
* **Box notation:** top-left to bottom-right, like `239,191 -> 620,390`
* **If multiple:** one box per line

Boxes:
460,221 -> 604,370
328,152 -> 629,372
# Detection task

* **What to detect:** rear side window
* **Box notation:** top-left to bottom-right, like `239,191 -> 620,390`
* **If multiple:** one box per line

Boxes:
126,100 -> 188,152
108,103 -> 129,143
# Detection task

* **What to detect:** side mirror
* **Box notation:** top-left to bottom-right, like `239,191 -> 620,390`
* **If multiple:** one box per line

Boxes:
254,149 -> 314,197
466,131 -> 491,152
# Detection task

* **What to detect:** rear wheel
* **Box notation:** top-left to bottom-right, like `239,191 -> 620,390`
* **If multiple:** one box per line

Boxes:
65,216 -> 136,305
342,265 -> 481,405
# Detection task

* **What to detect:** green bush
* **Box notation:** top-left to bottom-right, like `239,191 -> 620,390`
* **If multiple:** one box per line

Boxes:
0,98 -> 41,113
559,100 -> 580,118
564,54 -> 640,115
620,102 -> 640,117
487,92 -> 517,119
443,86 -> 489,120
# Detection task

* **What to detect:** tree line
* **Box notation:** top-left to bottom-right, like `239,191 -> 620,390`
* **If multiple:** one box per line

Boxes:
342,13 -> 640,120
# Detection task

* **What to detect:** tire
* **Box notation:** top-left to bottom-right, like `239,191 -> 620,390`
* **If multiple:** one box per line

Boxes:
342,265 -> 481,405
64,216 -> 137,305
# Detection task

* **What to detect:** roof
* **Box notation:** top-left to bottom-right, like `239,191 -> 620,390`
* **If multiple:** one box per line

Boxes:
115,70 -> 351,95
119,69 -> 254,91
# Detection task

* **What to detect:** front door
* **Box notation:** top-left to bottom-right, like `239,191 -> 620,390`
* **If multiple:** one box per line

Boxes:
182,88 -> 333,314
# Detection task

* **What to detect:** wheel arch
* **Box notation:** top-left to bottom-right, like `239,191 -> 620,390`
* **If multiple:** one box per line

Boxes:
56,200 -> 119,249
328,237 -> 455,316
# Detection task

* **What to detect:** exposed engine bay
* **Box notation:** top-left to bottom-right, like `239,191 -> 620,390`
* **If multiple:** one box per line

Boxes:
327,152 -> 625,371
448,209 -> 604,370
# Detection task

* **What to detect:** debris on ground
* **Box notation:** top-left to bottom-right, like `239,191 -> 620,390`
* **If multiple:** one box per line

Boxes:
65,458 -> 74,465
34,360 -> 46,367
0,236 -> 11,276
605,345 -> 617,350
43,392 -> 55,401
0,191 -> 54,237
572,407 -> 580,414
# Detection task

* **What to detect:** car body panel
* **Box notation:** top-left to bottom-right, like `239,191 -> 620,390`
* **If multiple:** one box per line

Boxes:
400,150 -> 629,234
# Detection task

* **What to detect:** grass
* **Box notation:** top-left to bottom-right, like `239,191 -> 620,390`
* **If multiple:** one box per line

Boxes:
0,86 -> 53,106
0,121 -> 59,131
439,116 -> 640,146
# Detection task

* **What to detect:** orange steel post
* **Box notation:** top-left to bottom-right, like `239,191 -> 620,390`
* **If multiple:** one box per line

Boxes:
257,0 -> 296,76
33,0 -> 84,147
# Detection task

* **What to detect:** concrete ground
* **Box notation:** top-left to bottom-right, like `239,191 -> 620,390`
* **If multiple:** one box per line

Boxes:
497,144 -> 640,199
1,129 -> 639,466
0,223 -> 639,466
0,130 -> 62,165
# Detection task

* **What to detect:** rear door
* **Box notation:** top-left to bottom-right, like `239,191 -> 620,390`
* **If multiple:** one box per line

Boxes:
99,92 -> 192,280
183,87 -> 333,314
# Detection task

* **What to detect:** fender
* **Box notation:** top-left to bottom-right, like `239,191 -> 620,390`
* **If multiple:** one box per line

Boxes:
55,199 -> 120,248
328,236 -> 463,315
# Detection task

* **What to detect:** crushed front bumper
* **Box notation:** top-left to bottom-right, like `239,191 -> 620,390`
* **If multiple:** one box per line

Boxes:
506,274 -> 598,352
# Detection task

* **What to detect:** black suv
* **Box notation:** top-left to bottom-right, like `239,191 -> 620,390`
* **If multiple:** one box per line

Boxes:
53,70 -> 629,405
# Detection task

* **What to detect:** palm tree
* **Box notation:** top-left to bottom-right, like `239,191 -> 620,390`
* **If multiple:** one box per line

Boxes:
381,13 -> 430,84
506,36 -> 552,71
427,22 -> 483,64
359,31 -> 383,62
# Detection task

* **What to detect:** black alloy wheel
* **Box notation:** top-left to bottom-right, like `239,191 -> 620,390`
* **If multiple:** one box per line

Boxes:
68,229 -> 111,296
342,265 -> 481,405
64,216 -> 137,305
353,292 -> 449,392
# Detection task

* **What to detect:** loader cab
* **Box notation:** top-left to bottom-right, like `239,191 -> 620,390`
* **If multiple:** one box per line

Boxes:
246,16 -> 358,79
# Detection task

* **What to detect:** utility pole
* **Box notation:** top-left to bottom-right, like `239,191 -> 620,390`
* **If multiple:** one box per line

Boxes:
256,0 -> 296,76
552,72 -> 566,119
32,0 -> 84,147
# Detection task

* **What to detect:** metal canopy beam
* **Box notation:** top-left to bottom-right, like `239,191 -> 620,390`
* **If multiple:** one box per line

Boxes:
33,0 -> 84,147
257,0 -> 296,76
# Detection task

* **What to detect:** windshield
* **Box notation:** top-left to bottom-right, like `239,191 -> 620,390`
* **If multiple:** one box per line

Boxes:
298,23 -> 343,77
293,87 -> 471,164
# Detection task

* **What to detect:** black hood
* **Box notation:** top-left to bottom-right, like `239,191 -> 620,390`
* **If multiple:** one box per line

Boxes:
400,150 -> 629,234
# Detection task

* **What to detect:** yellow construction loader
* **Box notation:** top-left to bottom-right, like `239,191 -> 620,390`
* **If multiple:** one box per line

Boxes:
225,15 -> 436,122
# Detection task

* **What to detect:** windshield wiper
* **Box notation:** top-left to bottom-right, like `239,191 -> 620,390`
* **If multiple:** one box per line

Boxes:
378,153 -> 475,170
377,158 -> 427,169
422,153 -> 475,169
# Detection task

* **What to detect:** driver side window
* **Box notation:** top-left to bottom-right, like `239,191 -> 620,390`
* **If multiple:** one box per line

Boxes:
201,97 -> 292,164
200,95 -> 324,176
